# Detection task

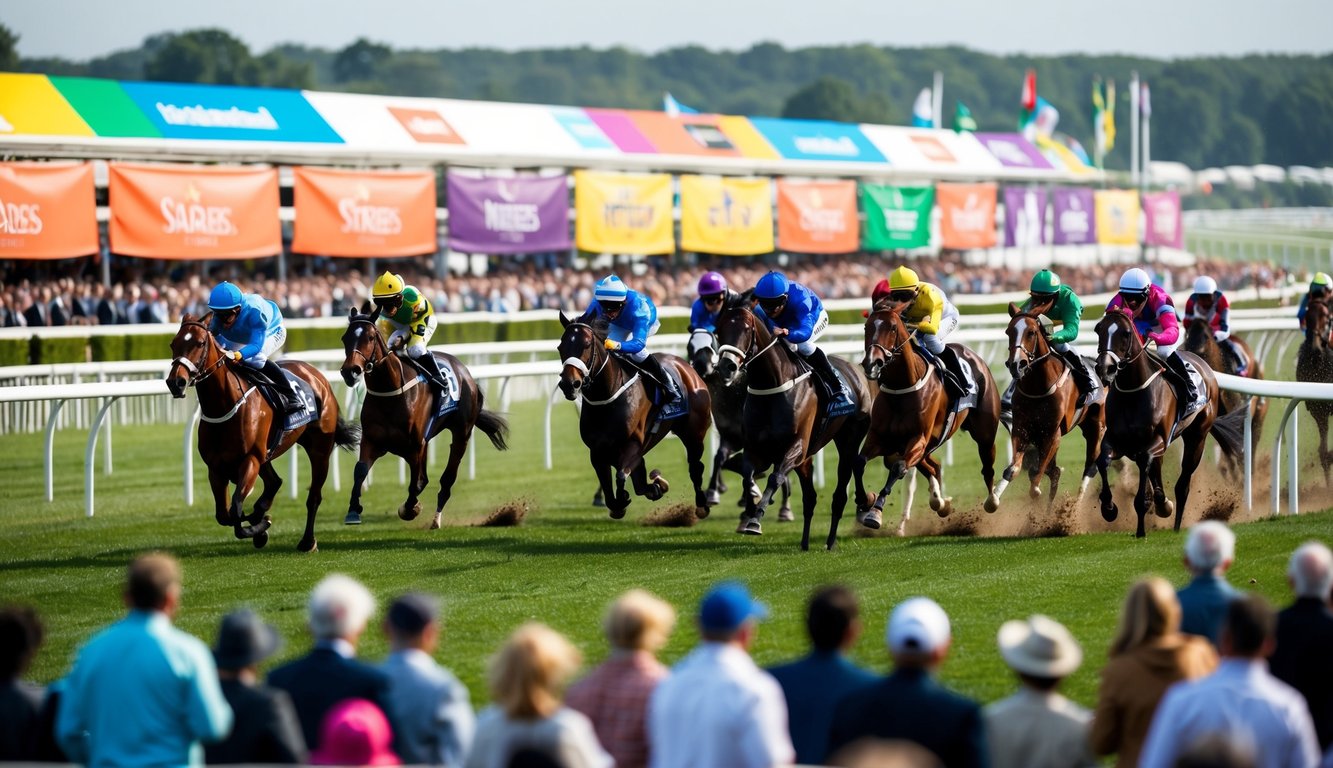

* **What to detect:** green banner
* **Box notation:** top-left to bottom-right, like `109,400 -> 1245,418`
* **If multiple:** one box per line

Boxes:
861,184 -> 934,250
51,77 -> 162,138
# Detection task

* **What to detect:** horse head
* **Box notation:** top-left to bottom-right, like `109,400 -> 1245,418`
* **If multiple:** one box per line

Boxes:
556,311 -> 603,400
166,312 -> 221,398
688,329 -> 719,378
713,302 -> 762,388
861,300 -> 912,381
1005,302 -> 1051,382
340,307 -> 388,387
1095,308 -> 1141,385
1307,299 -> 1332,352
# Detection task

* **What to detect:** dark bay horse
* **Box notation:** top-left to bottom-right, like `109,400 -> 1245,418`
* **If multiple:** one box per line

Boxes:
1094,310 -> 1245,537
166,314 -> 359,551
1183,319 -> 1267,457
713,302 -> 871,550
340,310 -> 509,528
557,314 -> 712,519
994,303 -> 1108,511
1296,299 -> 1333,485
858,302 -> 1001,529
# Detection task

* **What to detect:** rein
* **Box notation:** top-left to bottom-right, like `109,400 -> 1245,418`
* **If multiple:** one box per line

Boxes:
1010,317 -> 1063,398
173,320 -> 251,423
868,315 -> 924,394
562,323 -> 622,403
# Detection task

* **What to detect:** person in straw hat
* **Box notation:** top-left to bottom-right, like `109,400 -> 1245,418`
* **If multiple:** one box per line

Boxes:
983,615 -> 1096,768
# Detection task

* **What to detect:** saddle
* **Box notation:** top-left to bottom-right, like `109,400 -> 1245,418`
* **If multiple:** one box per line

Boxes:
235,366 -> 318,457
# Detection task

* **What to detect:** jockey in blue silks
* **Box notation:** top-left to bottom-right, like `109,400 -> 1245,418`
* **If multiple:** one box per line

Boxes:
689,271 -> 738,333
577,274 -> 683,408
206,281 -> 301,413
752,270 -> 847,407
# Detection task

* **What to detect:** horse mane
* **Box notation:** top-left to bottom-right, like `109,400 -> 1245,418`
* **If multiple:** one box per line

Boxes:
870,297 -> 906,315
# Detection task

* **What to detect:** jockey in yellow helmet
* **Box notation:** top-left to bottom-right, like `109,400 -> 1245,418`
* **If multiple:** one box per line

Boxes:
883,265 -> 971,400
371,272 -> 449,392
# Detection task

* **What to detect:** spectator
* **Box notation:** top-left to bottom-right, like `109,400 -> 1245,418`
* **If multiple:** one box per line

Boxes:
465,622 -> 611,768
983,615 -> 1095,768
206,609 -> 307,765
827,596 -> 986,767
648,581 -> 794,768
1171,733 -> 1257,768
827,739 -> 944,768
55,552 -> 233,766
767,585 -> 877,766
1091,577 -> 1220,768
566,589 -> 676,768
1268,541 -> 1333,750
269,574 -> 396,752
1139,595 -> 1320,768
0,604 -> 45,761
309,698 -> 401,767
1177,521 -> 1242,645
381,592 -> 475,767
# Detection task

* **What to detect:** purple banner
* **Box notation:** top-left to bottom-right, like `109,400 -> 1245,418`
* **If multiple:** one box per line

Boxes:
1143,190 -> 1183,248
446,172 -> 571,254
975,133 -> 1054,170
1050,187 -> 1097,245
1003,187 -> 1047,247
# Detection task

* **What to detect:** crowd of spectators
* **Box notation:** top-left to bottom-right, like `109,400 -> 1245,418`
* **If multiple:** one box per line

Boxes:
2,526 -> 1331,768
0,253 -> 1290,328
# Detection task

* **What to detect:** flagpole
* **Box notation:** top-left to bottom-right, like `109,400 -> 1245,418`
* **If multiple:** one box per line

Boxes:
1129,71 -> 1140,188
932,71 -> 944,130
1141,81 -> 1151,195
1093,76 -> 1104,172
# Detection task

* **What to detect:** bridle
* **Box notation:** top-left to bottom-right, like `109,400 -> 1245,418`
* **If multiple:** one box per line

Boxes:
1007,314 -> 1054,376
865,308 -> 918,371
345,317 -> 391,374
717,312 -> 782,374
171,320 -> 230,388
1098,312 -> 1151,386
561,323 -> 611,386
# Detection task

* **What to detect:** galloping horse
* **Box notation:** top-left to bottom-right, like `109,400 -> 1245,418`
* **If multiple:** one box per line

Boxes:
557,314 -> 712,519
1094,310 -> 1245,537
340,310 -> 509,528
994,303 -> 1108,511
858,301 -> 1001,529
167,314 -> 359,551
1183,319 -> 1267,456
713,300 -> 871,550
1296,298 -> 1333,485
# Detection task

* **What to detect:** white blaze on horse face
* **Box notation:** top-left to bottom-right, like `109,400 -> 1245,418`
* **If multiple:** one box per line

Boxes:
353,327 -> 363,338
183,333 -> 193,342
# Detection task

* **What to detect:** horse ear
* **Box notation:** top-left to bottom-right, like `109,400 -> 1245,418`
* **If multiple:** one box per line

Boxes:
737,289 -> 754,307
200,311 -> 213,326
559,311 -> 571,328
1008,302 -> 1019,317
182,312 -> 194,324
347,306 -> 357,320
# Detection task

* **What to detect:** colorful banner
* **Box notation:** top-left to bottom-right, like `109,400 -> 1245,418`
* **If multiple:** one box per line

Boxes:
937,183 -> 997,250
680,176 -> 774,255
860,184 -> 934,250
109,163 -> 281,259
0,73 -> 94,137
1003,186 -> 1047,247
1094,189 -> 1141,246
974,133 -> 1054,170
292,167 -> 437,257
747,117 -> 885,162
776,180 -> 857,254
627,112 -> 739,157
1143,190 -> 1183,248
446,172 -> 571,254
0,163 -> 99,259
573,171 -> 673,254
50,77 -> 161,137
1050,187 -> 1097,245
119,82 -> 343,143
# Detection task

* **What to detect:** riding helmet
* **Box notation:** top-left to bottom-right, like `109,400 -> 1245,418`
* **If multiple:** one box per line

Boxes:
697,271 -> 727,297
754,271 -> 790,300
1029,269 -> 1061,296
1313,272 -> 1331,288
1118,268 -> 1152,295
593,275 -> 629,303
372,271 -> 405,300
1192,276 -> 1217,296
888,266 -> 920,292
207,282 -> 243,310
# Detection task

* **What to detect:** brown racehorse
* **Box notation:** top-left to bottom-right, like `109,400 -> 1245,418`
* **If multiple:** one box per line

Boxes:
993,303 -> 1109,512
557,313 -> 712,520
858,301 -> 1001,530
1183,319 -> 1268,458
713,300 -> 872,550
1094,310 -> 1246,537
166,314 -> 359,551
1296,298 -> 1333,485
339,310 -> 509,528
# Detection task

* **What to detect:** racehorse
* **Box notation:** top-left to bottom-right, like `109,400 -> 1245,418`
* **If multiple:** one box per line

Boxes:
858,301 -> 1001,530
1094,309 -> 1245,537
994,303 -> 1109,512
557,313 -> 712,520
339,309 -> 509,528
689,328 -> 792,519
713,300 -> 871,550
1183,318 -> 1267,457
1296,298 -> 1333,485
166,314 -> 359,551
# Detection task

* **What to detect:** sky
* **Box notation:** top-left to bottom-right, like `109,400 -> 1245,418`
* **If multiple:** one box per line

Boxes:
6,0 -> 1332,61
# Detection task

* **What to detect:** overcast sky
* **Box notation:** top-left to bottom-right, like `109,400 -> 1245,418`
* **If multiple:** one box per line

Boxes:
7,0 -> 1331,60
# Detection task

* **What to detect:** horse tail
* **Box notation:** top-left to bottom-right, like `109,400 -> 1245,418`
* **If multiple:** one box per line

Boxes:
1209,406 -> 1246,458
334,418 -> 361,452
476,409 -> 510,451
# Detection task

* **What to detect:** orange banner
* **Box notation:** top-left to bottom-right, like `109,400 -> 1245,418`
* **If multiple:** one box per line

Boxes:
776,179 -> 858,254
292,167 -> 437,257
108,163 -> 280,260
937,182 -> 997,250
0,162 -> 98,259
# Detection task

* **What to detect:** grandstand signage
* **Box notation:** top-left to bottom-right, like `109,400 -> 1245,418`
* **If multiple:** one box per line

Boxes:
625,112 -> 739,157
679,176 -> 774,255
1094,190 -> 1141,246
446,172 -> 571,254
292,167 -> 437,257
550,108 -> 617,150
573,171 -> 673,254
973,133 -> 1053,170
586,110 -> 659,153
388,107 -> 464,145
1143,190 -> 1183,248
776,180 -> 857,254
0,162 -> 98,259
860,184 -> 934,250
1050,187 -> 1097,245
119,82 -> 343,142
108,163 -> 280,259
1003,186 -> 1047,247
747,118 -> 885,163
937,183 -> 998,250
0,73 -> 95,137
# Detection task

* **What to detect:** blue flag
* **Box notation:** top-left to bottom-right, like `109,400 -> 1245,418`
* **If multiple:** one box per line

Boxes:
664,92 -> 699,117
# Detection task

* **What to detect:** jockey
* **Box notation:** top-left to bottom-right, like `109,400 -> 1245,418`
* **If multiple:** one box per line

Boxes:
1019,269 -> 1097,407
370,271 -> 450,393
577,275 -> 682,408
884,265 -> 970,400
1185,275 -> 1246,375
752,270 -> 847,407
688,271 -> 737,333
1107,267 -> 1199,409
206,281 -> 301,414
1297,272 -> 1331,331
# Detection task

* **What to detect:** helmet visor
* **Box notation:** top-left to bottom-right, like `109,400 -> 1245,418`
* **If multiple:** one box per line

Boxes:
702,292 -> 725,307
758,296 -> 786,314
888,289 -> 915,303
600,300 -> 625,315
1119,290 -> 1148,306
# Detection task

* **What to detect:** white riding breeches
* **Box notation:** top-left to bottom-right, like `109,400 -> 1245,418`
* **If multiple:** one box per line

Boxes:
236,326 -> 286,368
611,320 -> 660,363
792,309 -> 830,356
918,308 -> 959,356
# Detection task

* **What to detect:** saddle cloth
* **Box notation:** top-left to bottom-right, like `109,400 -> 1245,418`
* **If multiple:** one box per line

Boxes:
254,369 -> 319,432
405,355 -> 461,420
1179,359 -> 1208,420
651,362 -> 689,424
788,351 -> 857,418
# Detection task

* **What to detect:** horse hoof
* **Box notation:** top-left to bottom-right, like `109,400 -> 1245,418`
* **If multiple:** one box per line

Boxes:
741,518 -> 763,536
429,513 -> 442,530
778,508 -> 794,522
344,511 -> 362,526
694,506 -> 709,520
252,530 -> 269,549
399,502 -> 421,521
936,500 -> 953,518
1029,486 -> 1043,499
591,493 -> 606,508
650,470 -> 670,495
705,490 -> 721,507
1156,500 -> 1175,519
1101,503 -> 1118,523
297,539 -> 317,553
984,496 -> 999,514
608,507 -> 627,520
717,478 -> 728,493
861,508 -> 883,529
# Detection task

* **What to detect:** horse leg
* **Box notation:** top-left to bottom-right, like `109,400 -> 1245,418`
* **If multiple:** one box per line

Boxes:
248,461 -> 283,522
208,464 -> 232,527
990,437 -> 1025,513
1079,412 -> 1106,501
230,456 -> 269,540
1133,454 -> 1152,539
398,445 -> 428,522
1316,411 -> 1332,488
922,454 -> 952,517
864,459 -> 905,530
296,444 -> 332,553
346,446 -> 386,525
591,459 -> 624,520
792,459 -> 818,551
1174,433 -> 1208,532
742,458 -> 791,536
683,430 -> 709,519
899,467 -> 916,537
430,427 -> 471,530
1031,435 -> 1064,512
778,477 -> 794,522
1149,454 -> 1173,521
972,423 -> 999,512
826,447 -> 857,551
1098,441 -> 1117,522
705,443 -> 731,506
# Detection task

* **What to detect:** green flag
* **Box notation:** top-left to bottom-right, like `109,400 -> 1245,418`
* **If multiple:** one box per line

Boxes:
861,184 -> 935,250
953,101 -> 978,133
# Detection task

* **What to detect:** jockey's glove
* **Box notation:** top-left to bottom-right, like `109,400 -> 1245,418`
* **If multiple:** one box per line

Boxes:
229,351 -> 243,362
604,339 -> 621,350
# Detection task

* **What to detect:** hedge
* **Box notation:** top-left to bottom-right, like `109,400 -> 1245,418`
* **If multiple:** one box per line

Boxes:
30,336 -> 89,364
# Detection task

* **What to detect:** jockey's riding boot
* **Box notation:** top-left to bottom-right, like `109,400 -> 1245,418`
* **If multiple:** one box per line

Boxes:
417,352 -> 451,393
1166,353 -> 1200,416
261,360 -> 301,414
1061,348 -> 1097,407
640,354 -> 682,408
940,348 -> 970,401
807,348 -> 845,405
999,380 -> 1015,428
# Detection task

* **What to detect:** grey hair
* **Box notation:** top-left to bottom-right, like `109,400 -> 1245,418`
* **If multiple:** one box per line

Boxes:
1288,541 -> 1333,599
307,574 -> 376,640
1184,521 -> 1235,573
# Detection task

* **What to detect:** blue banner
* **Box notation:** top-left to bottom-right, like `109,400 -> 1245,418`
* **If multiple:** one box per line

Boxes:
747,118 -> 885,163
550,108 -> 616,150
119,82 -> 344,143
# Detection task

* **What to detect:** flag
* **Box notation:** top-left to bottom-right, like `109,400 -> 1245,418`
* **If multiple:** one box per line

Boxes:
1021,69 -> 1037,112
911,87 -> 933,128
663,92 -> 699,118
1140,82 -> 1151,117
953,101 -> 977,132
1092,78 -> 1107,168
1055,132 -> 1091,166
1104,79 -> 1116,152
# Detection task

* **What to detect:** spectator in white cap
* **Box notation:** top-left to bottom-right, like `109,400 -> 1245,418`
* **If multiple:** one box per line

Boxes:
1268,541 -> 1333,751
647,581 -> 794,768
983,615 -> 1095,768
1177,521 -> 1242,645
827,597 -> 987,767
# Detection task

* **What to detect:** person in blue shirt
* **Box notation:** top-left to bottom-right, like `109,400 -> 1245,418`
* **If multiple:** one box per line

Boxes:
577,274 -> 682,408
689,271 -> 738,333
752,270 -> 847,407
1297,272 -> 1331,331
205,281 -> 301,414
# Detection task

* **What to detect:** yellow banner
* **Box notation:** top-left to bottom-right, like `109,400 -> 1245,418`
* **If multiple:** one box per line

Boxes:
680,176 -> 774,255
0,74 -> 94,137
1095,189 -> 1141,246
574,171 -> 674,254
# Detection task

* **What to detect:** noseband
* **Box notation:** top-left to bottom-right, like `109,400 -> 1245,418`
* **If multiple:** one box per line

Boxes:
171,321 -> 229,387
866,313 -> 917,368
346,318 -> 391,373
561,323 -> 610,385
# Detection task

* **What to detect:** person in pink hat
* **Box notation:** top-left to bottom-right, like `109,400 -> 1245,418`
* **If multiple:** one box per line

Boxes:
309,698 -> 401,767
